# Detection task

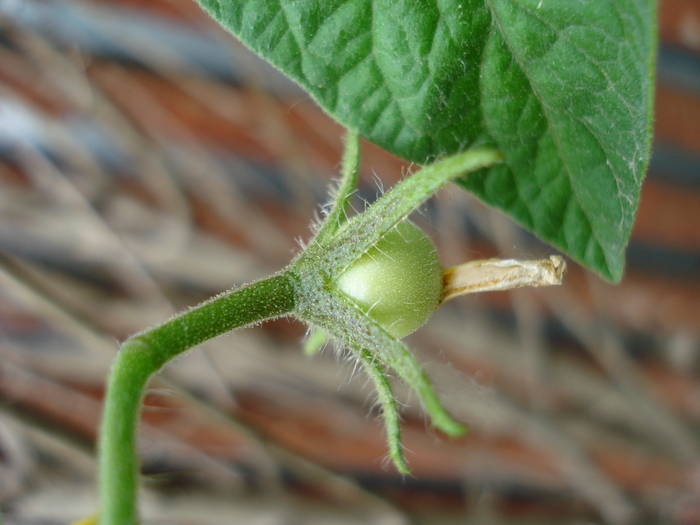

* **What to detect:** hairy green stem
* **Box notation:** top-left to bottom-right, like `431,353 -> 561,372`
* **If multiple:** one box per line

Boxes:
315,129 -> 360,242
98,273 -> 296,525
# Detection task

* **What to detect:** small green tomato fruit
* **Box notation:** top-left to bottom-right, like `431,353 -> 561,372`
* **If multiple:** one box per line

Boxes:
335,221 -> 443,338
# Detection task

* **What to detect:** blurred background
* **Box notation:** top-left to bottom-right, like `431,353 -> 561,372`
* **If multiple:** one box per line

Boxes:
0,1 -> 699,524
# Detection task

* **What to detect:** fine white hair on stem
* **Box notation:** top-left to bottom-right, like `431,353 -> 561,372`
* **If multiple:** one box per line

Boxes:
371,170 -> 385,198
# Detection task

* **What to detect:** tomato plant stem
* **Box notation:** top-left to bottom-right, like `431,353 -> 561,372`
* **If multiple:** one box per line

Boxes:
98,273 -> 296,525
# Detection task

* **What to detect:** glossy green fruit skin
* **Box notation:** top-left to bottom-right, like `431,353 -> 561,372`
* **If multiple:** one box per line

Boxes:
335,221 -> 442,338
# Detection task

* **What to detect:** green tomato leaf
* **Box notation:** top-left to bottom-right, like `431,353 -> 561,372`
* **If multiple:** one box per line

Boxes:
196,0 -> 656,281
466,1 -> 657,282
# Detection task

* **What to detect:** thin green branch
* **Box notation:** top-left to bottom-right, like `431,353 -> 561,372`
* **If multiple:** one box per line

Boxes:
357,348 -> 409,474
314,129 -> 360,242
98,273 -> 296,525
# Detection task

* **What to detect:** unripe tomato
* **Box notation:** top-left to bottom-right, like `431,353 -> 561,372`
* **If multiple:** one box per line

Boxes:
335,221 -> 442,338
